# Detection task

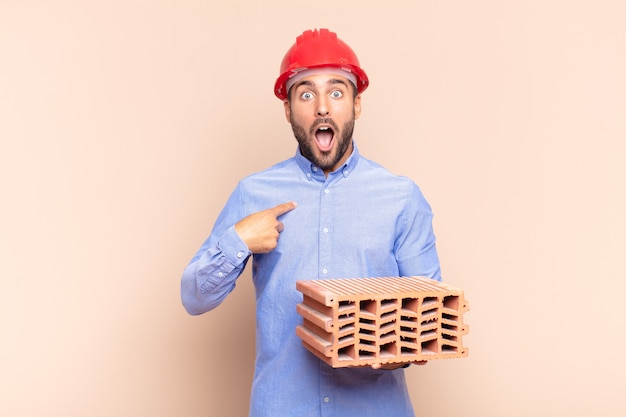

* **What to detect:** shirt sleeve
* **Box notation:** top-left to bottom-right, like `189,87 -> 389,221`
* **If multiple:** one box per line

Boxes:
180,184 -> 252,315
394,183 -> 442,281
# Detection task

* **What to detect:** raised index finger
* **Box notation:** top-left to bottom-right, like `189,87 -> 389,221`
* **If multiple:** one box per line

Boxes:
270,201 -> 297,217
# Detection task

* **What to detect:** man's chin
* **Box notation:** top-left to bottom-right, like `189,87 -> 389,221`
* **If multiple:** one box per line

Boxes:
313,152 -> 335,168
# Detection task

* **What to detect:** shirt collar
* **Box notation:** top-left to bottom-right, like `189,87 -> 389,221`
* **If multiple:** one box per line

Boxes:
295,141 -> 360,181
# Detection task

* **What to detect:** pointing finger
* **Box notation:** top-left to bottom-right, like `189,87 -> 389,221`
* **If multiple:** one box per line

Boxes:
271,201 -> 297,217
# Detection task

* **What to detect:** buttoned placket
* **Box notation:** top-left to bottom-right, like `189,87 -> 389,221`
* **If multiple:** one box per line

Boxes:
319,357 -> 334,416
318,183 -> 332,279
319,173 -> 336,416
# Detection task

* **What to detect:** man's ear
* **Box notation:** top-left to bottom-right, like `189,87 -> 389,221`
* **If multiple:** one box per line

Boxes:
283,99 -> 291,123
354,94 -> 362,120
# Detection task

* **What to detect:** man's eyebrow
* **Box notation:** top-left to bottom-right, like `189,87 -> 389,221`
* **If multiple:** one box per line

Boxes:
293,79 -> 315,90
327,78 -> 349,87
293,78 -> 349,91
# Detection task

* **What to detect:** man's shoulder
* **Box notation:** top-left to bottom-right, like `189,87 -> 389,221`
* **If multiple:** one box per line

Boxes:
357,155 -> 417,187
237,157 -> 300,188
243,157 -> 297,178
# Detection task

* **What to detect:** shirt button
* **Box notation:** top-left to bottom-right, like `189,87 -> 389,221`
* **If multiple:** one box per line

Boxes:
323,227 -> 329,233
324,189 -> 329,194
322,268 -> 328,275
236,251 -> 244,258
218,272 -> 224,277
323,397 -> 330,403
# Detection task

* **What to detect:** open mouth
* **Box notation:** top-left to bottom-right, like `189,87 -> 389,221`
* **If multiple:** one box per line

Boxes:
314,125 -> 335,152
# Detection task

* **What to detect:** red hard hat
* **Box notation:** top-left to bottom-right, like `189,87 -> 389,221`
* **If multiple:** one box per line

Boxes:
274,28 -> 369,100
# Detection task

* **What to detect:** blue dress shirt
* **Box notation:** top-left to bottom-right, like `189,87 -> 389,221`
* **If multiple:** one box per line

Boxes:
181,143 -> 441,417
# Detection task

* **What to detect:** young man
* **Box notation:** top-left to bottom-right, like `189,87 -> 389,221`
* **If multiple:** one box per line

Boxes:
181,28 -> 441,417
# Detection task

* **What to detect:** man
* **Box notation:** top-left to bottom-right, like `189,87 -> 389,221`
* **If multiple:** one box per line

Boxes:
181,28 -> 441,417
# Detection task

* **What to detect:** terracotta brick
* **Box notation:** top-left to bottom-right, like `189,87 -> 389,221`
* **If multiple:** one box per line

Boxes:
296,276 -> 469,368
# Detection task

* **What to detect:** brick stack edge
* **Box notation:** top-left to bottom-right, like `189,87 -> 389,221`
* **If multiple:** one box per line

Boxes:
296,276 -> 469,368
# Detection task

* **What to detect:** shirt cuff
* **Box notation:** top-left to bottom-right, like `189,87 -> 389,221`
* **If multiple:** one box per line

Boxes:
218,225 -> 251,266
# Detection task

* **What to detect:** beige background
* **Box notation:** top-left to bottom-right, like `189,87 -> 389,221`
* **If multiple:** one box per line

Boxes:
2,1 -> 625,416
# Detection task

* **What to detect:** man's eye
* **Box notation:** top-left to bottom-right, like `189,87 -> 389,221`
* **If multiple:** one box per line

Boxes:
301,92 -> 314,100
330,90 -> 343,98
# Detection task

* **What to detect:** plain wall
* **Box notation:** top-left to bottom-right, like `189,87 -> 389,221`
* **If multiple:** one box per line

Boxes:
2,1 -> 625,416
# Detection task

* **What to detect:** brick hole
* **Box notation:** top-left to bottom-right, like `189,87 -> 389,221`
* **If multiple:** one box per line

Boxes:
443,295 -> 459,310
381,298 -> 397,309
420,329 -> 437,339
442,312 -> 457,321
420,297 -> 439,322
337,312 -> 355,328
380,341 -> 398,358
380,321 -> 396,336
359,317 -> 375,326
359,328 -> 374,336
401,346 -> 418,355
400,316 -> 417,327
338,333 -> 354,344
338,323 -> 355,333
338,300 -> 354,311
441,344 -> 459,354
338,345 -> 356,361
443,333 -> 458,342
421,339 -> 439,355
420,311 -> 438,323
442,322 -> 458,332
380,310 -> 397,321
421,297 -> 438,311
402,297 -> 419,313
381,309 -> 397,318
358,350 -> 376,360
359,299 -> 377,315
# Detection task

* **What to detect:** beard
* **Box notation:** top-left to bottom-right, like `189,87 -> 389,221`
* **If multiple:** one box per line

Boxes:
290,114 -> 355,172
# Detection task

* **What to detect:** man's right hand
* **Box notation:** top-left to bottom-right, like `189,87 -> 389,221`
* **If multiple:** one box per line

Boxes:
234,201 -> 297,254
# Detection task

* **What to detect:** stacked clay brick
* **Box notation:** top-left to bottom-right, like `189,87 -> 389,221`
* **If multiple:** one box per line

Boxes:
296,276 -> 469,368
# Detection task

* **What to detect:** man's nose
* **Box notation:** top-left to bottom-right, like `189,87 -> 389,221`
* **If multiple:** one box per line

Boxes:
316,97 -> 330,117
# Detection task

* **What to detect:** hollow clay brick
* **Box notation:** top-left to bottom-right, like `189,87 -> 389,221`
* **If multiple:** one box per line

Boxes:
295,276 -> 469,368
